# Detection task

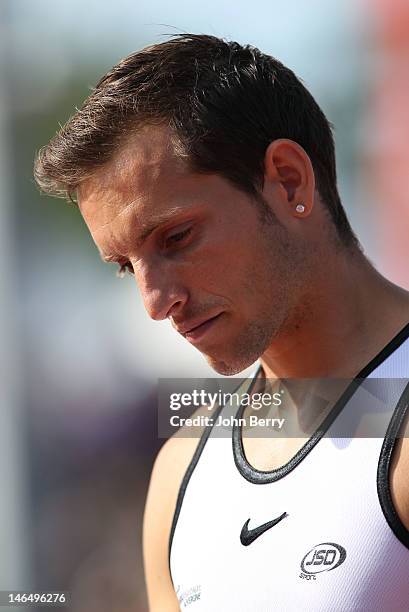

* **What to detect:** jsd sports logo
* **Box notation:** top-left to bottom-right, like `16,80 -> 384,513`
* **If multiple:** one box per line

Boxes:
299,542 -> 346,580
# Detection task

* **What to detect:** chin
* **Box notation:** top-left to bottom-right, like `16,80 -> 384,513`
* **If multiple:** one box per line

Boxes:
201,320 -> 273,375
204,353 -> 256,376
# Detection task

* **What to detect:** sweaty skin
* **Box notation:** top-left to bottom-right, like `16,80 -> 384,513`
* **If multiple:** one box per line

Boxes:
77,125 -> 409,611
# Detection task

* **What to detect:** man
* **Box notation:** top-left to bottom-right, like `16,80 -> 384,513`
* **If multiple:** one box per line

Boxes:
34,34 -> 409,611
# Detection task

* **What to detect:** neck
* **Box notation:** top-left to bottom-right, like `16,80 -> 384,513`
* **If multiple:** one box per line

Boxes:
260,247 -> 409,381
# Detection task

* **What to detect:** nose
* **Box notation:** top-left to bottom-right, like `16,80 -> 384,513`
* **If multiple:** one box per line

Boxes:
134,259 -> 189,321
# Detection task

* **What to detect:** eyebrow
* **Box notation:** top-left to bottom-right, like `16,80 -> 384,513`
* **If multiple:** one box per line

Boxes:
100,204 -> 192,263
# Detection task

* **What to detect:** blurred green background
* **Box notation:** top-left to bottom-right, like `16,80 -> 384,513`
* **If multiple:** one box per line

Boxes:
1,0 -> 408,610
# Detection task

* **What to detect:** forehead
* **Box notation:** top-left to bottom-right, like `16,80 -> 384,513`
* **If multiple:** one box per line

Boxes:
78,124 -> 187,227
77,124 -> 254,262
77,125 -> 211,260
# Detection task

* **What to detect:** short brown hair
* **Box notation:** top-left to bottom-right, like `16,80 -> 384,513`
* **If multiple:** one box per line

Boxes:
34,33 -> 358,246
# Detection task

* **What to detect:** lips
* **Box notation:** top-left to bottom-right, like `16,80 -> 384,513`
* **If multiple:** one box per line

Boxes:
175,313 -> 223,343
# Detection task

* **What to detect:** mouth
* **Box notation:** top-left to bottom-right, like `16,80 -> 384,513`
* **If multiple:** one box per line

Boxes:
180,313 -> 224,344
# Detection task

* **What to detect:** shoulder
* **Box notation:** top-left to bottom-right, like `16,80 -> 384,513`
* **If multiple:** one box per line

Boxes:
146,400 -> 219,518
386,308 -> 409,535
143,403 -> 218,611
389,410 -> 409,535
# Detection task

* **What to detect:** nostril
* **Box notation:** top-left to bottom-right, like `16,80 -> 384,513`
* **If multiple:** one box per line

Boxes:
135,262 -> 189,321
166,300 -> 185,320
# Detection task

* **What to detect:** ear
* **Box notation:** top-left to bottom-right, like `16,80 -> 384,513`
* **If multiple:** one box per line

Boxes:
263,139 -> 315,217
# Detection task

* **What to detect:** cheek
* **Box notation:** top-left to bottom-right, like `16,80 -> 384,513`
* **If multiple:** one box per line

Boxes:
187,238 -> 253,293
180,215 -> 271,297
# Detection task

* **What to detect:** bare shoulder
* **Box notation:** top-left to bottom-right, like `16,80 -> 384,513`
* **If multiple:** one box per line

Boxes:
388,298 -> 409,533
389,409 -> 409,533
143,403 -> 218,611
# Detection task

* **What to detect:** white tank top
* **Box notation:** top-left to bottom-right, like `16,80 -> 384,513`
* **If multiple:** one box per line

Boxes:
169,322 -> 409,611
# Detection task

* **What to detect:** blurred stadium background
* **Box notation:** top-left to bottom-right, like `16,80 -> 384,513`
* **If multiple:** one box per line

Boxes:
1,0 -> 408,610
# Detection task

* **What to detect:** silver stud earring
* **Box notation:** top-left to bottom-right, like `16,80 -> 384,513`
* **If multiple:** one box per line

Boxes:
295,203 -> 305,213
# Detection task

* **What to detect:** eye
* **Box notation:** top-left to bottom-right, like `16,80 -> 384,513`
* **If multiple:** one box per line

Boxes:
116,261 -> 134,278
165,227 -> 192,248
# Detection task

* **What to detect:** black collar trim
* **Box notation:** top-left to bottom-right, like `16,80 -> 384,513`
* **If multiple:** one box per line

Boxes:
233,320 -> 409,484
377,381 -> 409,550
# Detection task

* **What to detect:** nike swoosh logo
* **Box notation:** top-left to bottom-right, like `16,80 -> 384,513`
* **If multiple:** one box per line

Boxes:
240,512 -> 288,546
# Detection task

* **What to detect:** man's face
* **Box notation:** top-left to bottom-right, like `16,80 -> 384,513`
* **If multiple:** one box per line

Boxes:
78,126 -> 307,375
